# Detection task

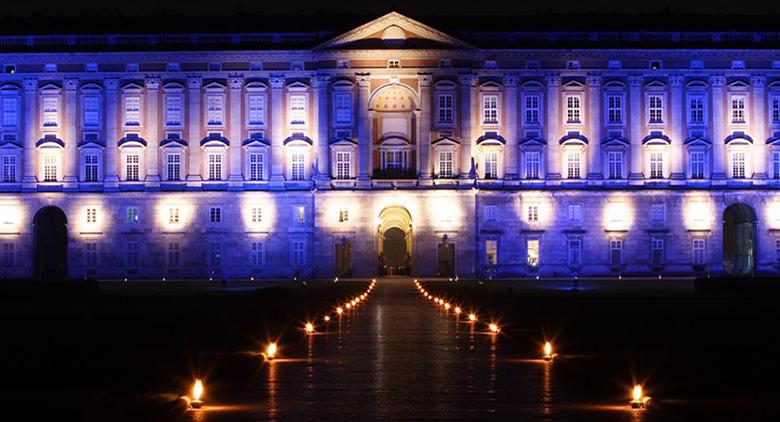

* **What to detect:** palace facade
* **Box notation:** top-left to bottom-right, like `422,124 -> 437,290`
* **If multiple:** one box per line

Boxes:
1,12 -> 780,279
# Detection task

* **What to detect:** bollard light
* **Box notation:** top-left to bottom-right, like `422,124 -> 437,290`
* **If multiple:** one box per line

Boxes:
190,379 -> 204,408
324,315 -> 331,322
543,341 -> 557,361
346,303 -> 352,309
489,323 -> 500,333
336,306 -> 344,315
444,303 -> 451,310
629,384 -> 651,409
454,306 -> 462,315
468,313 -> 477,322
305,322 -> 315,334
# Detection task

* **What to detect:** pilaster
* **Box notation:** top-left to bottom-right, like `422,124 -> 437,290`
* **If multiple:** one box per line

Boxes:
628,75 -> 644,182
545,75 -> 561,181
710,75 -> 726,181
312,74 -> 331,184
418,72 -> 433,180
62,77 -> 79,188
752,76 -> 767,182
503,74 -> 518,180
459,73 -> 476,179
186,76 -> 203,184
670,75 -> 685,183
22,79 -> 38,186
228,74 -> 244,183
269,74 -> 286,189
586,75 -> 603,181
356,73 -> 371,188
145,76 -> 161,186
104,77 -> 120,188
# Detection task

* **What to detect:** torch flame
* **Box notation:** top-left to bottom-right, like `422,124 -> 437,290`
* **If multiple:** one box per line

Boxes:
544,341 -> 552,357
305,323 -> 314,333
454,306 -> 461,314
193,379 -> 204,401
632,385 -> 643,401
469,313 -> 477,322
489,323 -> 500,333
336,307 -> 343,315
266,342 -> 278,359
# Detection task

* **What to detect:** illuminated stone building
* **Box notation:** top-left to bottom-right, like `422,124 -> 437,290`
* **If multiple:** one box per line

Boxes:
1,12 -> 778,279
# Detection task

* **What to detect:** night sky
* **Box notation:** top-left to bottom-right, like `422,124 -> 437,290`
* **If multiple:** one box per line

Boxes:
4,0 -> 779,17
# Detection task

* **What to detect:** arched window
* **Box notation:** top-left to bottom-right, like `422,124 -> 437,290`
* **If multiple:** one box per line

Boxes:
36,135 -> 64,182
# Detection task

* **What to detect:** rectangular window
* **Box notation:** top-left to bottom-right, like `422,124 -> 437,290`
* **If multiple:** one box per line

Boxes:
168,207 -> 180,225
289,94 -> 306,126
691,151 -> 706,179
651,203 -> 666,223
84,242 -> 98,268
566,150 -> 581,179
651,238 -> 664,266
291,153 -> 305,181
165,95 -> 182,126
251,241 -> 263,266
437,93 -> 454,124
85,207 -> 97,224
438,151 -> 453,178
206,95 -> 224,126
483,152 -> 499,179
336,151 -> 351,179
166,153 -> 181,181
568,204 -> 583,224
209,207 -> 222,223
485,240 -> 498,265
2,155 -> 17,182
125,154 -> 140,181
2,242 -> 15,267
209,242 -> 222,268
608,151 -> 623,179
126,207 -> 139,224
126,241 -> 138,267
251,207 -> 262,223
42,96 -> 59,127
124,96 -> 141,126
482,95 -> 498,124
648,95 -> 664,124
527,204 -> 539,222
527,239 -> 539,269
335,93 -> 353,124
732,151 -> 746,178
484,205 -> 497,223
772,96 -> 780,125
339,208 -> 349,223
83,96 -> 100,127
208,153 -> 222,181
566,95 -> 581,124
606,95 -> 623,124
693,239 -> 706,265
731,96 -> 746,124
649,152 -> 664,179
610,239 -> 623,266
2,96 -> 18,127
249,153 -> 264,181
43,154 -> 58,182
383,150 -> 407,171
524,94 -> 540,124
292,240 -> 305,267
247,94 -> 265,126
167,242 -> 180,267
84,154 -> 99,182
568,239 -> 581,266
774,151 -> 780,179
296,206 -> 305,223
525,151 -> 540,180
689,95 -> 705,125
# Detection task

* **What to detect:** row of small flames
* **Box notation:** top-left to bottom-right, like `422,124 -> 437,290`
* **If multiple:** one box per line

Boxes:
186,279 -> 378,410
414,279 -> 651,411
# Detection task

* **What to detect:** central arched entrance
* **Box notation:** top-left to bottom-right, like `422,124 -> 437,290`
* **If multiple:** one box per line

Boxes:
377,206 -> 412,276
33,206 -> 68,280
722,203 -> 756,275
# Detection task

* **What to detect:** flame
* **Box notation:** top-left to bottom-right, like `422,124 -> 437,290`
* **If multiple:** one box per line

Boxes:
305,323 -> 314,333
346,303 -> 352,309
444,303 -> 451,310
454,306 -> 461,314
193,379 -> 204,401
336,307 -> 344,315
632,385 -> 643,401
544,341 -> 552,357
266,342 -> 278,358
489,323 -> 500,333
469,313 -> 477,322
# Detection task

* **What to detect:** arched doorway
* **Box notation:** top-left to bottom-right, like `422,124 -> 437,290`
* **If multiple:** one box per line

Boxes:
722,203 -> 756,275
33,206 -> 68,280
377,206 -> 412,276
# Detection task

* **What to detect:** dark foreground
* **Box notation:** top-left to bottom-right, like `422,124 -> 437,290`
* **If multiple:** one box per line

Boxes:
0,277 -> 776,421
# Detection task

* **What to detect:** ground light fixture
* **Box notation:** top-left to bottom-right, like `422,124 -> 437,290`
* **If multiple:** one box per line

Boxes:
305,322 -> 315,334
489,323 -> 500,333
264,342 -> 278,361
444,303 -> 451,310
323,315 -> 331,322
454,306 -> 462,315
346,303 -> 352,309
190,379 -> 204,409
469,313 -> 477,322
543,341 -> 558,361
336,307 -> 344,315
630,384 -> 651,409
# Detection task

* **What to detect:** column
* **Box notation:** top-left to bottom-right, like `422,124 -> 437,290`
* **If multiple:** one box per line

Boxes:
545,76 -> 561,180
104,78 -> 119,187
63,77 -> 79,186
628,76 -> 644,180
145,76 -> 160,184
503,74 -> 518,179
418,73 -> 433,179
22,79 -> 37,185
186,76 -> 202,182
356,73 -> 371,183
587,75 -> 602,180
670,75 -> 685,181
312,74 -> 330,181
269,74 -> 286,186
752,76 -> 767,181
228,74 -> 244,182
458,74 -> 475,178
710,76 -> 726,180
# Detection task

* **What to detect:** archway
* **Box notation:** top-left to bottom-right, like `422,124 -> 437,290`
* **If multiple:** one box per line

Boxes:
33,206 -> 68,280
377,205 -> 412,276
722,203 -> 756,275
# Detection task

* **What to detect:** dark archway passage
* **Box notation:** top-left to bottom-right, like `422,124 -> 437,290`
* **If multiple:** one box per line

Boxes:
723,203 -> 756,275
381,227 -> 409,275
33,206 -> 68,280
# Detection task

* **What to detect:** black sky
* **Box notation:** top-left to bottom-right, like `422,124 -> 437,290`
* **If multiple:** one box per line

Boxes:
4,0 -> 780,17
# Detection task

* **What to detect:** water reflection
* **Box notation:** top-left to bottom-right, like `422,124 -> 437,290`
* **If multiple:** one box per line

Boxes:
266,360 -> 277,420
542,360 -> 553,419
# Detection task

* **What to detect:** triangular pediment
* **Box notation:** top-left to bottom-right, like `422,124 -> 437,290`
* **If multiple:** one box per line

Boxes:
316,12 -> 474,50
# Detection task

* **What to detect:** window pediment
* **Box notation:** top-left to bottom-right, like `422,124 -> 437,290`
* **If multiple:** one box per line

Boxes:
118,134 -> 147,148
0,140 -> 22,149
559,133 -> 588,145
686,79 -> 709,89
242,137 -> 270,148
200,134 -> 229,147
562,78 -> 585,89
603,80 -> 626,89
121,81 -> 144,92
162,81 -> 186,92
432,136 -> 459,146
766,135 -> 780,145
519,136 -> 546,146
80,82 -> 103,92
331,79 -> 355,90
642,133 -> 672,145
39,82 -> 62,93
684,136 -> 711,146
0,83 -> 21,92
479,80 -> 502,90
36,135 -> 65,148
521,79 -> 544,88
433,79 -> 456,90
727,79 -> 750,89
287,80 -> 310,91
477,133 -> 506,145
244,80 -> 268,92
78,139 -> 104,148
725,132 -> 753,145
203,81 -> 227,92
645,79 -> 667,89
602,136 -> 629,147
160,136 -> 188,148
331,137 -> 358,146
378,135 -> 411,146
284,134 -> 313,146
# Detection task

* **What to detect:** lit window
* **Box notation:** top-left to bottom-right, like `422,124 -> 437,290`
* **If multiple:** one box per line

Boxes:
566,150 -> 581,179
1,96 -> 18,127
691,151 -> 706,179
731,96 -> 746,124
291,152 -> 305,181
610,238 -> 623,266
649,152 -> 664,179
42,96 -> 59,127
289,94 -> 306,126
527,239 -> 539,269
771,96 -> 780,125
483,151 -> 499,179
606,95 -> 623,124
484,205 -> 497,223
168,207 -> 180,225
339,208 -> 349,223
247,94 -> 266,126
438,151 -> 454,178
608,151 -> 623,179
524,151 -> 540,180
84,154 -> 99,182
251,207 -> 262,223
296,206 -> 305,223
206,95 -> 224,126
126,207 -> 139,224
249,153 -> 264,181
383,150 -> 408,173
693,239 -> 706,265
85,207 -> 97,224
648,95 -> 664,124
125,153 -> 140,181
124,96 -> 141,126
165,95 -> 182,126
292,240 -> 305,267
82,96 -> 100,127
773,151 -> 780,179
524,95 -> 540,124
2,155 -> 17,182
437,93 -> 454,124
43,154 -> 58,182
166,153 -> 181,181
482,95 -> 498,124
485,240 -> 498,265
565,95 -> 581,124
651,237 -> 665,266
208,153 -> 223,181
527,204 -> 539,222
689,95 -> 705,125
209,207 -> 222,223
334,93 -> 352,124
568,238 -> 581,266
731,151 -> 746,178
251,241 -> 263,266
335,152 -> 351,179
